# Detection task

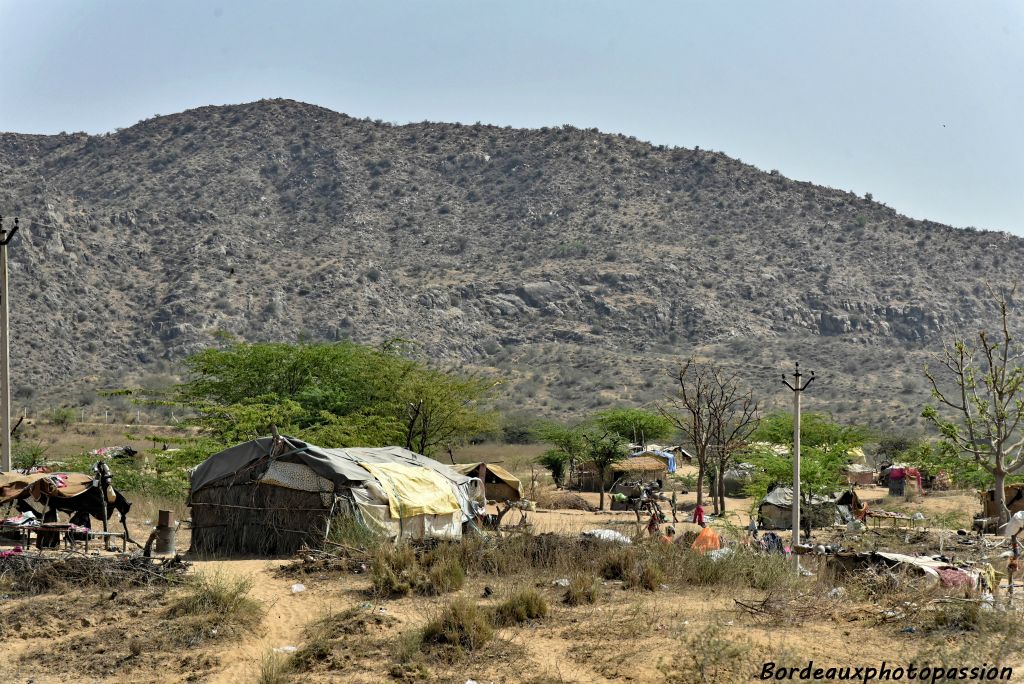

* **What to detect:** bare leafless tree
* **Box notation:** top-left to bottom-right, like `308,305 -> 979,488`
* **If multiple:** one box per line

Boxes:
661,358 -> 759,513
924,286 -> 1024,524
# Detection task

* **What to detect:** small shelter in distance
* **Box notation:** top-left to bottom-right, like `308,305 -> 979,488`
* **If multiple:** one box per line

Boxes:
453,462 -> 523,502
757,487 -> 841,530
575,456 -> 667,492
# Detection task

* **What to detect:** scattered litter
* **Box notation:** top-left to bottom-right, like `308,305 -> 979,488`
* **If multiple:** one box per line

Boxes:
466,680 -> 478,684
828,587 -> 847,599
707,548 -> 734,561
290,583 -> 306,594
901,627 -> 915,633
274,645 -> 297,653
552,578 -> 570,587
582,529 -> 631,544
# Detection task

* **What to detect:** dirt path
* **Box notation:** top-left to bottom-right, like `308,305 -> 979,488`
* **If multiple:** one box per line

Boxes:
191,559 -> 320,683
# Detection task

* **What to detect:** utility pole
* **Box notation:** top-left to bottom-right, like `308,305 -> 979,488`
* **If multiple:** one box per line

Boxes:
0,217 -> 18,472
783,362 -> 814,573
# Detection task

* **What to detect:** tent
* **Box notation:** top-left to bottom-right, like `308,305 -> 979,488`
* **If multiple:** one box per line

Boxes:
844,464 -> 875,486
881,464 -> 922,496
453,463 -> 523,502
714,463 -> 757,497
757,487 -> 841,530
188,436 -> 484,555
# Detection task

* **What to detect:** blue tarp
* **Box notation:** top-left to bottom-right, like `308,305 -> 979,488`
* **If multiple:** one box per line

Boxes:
632,450 -> 676,474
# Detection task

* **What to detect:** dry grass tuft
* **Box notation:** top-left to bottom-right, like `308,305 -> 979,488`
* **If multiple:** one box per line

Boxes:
258,651 -> 294,684
564,573 -> 601,605
420,598 -> 495,656
491,588 -> 549,627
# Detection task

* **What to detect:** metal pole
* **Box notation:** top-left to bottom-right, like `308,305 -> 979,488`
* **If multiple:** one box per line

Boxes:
0,217 -> 18,472
783,362 -> 814,575
792,380 -> 801,568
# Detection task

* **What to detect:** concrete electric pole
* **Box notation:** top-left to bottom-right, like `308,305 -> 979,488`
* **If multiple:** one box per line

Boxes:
783,362 -> 813,573
0,217 -> 19,472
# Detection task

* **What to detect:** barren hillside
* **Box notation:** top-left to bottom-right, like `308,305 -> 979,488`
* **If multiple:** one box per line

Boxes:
0,99 -> 1018,427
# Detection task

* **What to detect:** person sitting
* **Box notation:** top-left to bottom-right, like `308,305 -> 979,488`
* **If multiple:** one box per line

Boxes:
659,525 -> 676,546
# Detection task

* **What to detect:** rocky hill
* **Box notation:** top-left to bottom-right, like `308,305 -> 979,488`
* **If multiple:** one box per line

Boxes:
0,99 -> 1020,429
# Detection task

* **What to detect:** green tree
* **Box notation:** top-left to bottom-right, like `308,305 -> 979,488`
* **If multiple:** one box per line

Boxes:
594,407 -> 674,445
399,368 -> 499,458
535,423 -> 588,487
752,412 -> 868,449
174,341 -> 496,457
582,431 -> 627,511
923,289 -> 1024,524
743,413 -> 865,509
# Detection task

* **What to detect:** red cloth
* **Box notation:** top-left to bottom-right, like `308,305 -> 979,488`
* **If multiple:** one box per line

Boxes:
692,505 -> 705,526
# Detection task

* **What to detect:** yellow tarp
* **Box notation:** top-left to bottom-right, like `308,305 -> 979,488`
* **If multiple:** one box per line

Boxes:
360,462 -> 461,518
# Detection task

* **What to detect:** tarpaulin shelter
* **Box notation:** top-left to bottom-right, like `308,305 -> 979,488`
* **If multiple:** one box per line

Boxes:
714,463 -> 758,497
882,464 -> 922,496
187,436 -> 484,555
757,487 -> 841,530
0,472 -> 95,503
844,464 -> 875,486
453,462 -> 523,502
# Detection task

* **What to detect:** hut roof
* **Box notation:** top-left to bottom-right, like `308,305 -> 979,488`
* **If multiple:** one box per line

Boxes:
611,456 -> 667,473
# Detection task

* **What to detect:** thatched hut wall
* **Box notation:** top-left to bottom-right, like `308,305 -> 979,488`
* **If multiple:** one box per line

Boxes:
190,482 -> 333,556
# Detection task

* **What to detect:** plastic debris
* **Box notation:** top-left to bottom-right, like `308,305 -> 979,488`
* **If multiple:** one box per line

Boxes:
582,529 -> 631,544
290,583 -> 306,594
552,578 -> 570,587
828,587 -> 847,599
274,645 -> 298,653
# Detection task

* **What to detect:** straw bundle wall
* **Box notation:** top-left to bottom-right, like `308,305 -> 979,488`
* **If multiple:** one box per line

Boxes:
190,481 -> 330,556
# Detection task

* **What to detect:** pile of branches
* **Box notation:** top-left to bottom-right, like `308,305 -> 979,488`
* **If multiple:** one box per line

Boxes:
539,492 -> 594,512
734,590 -> 832,625
0,552 -> 190,595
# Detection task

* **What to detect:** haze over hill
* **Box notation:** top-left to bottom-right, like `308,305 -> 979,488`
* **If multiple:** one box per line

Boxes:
0,99 -> 1018,429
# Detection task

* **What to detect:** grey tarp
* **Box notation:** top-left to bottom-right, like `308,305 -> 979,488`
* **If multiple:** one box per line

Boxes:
758,487 -> 842,530
189,437 -> 483,521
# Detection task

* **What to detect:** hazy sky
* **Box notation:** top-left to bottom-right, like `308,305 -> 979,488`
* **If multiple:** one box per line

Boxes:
1,1 -> 1021,234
